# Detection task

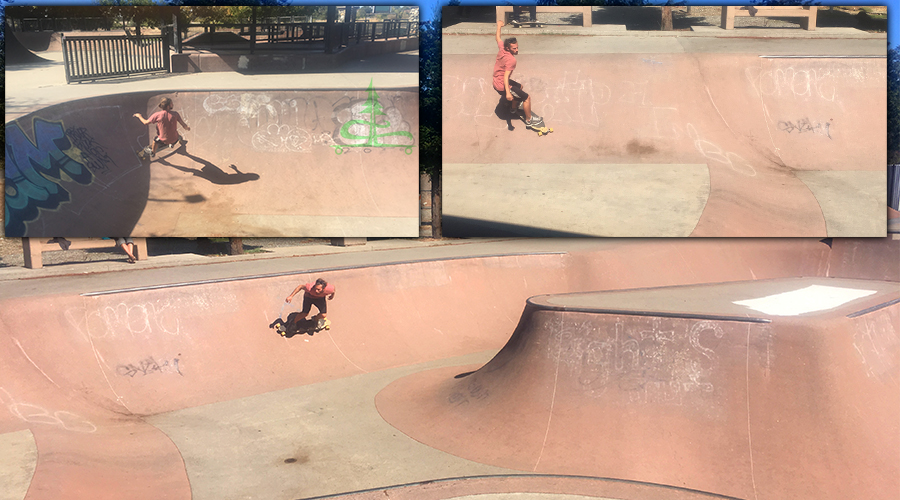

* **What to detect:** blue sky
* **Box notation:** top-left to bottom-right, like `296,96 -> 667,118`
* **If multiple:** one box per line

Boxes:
1,0 -> 894,47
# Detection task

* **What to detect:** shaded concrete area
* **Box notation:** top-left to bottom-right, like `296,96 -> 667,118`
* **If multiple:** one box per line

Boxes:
442,30 -> 887,237
444,163 -> 710,237
0,237 -> 896,499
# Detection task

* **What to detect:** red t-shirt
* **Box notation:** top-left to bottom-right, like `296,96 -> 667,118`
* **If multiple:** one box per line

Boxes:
492,39 -> 517,92
304,283 -> 335,298
148,109 -> 182,144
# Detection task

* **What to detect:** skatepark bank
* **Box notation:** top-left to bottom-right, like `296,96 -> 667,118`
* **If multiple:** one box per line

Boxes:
0,237 -> 897,499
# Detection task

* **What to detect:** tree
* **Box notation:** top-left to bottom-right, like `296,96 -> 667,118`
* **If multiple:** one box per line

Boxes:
418,12 -> 441,178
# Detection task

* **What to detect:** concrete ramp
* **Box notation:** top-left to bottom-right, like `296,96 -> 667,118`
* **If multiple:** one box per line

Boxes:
376,278 -> 900,499
443,52 -> 886,237
5,87 -> 419,237
0,238 -> 896,499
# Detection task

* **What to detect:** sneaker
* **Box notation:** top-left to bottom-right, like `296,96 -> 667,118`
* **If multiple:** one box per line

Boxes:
316,318 -> 326,330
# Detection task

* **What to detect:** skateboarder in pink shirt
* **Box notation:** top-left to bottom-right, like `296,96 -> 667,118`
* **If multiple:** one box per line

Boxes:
493,19 -> 535,126
285,278 -> 335,330
133,97 -> 190,158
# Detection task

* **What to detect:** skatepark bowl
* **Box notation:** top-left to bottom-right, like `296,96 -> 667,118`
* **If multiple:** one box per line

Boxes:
442,38 -> 887,238
4,87 -> 419,238
1,237 -> 898,500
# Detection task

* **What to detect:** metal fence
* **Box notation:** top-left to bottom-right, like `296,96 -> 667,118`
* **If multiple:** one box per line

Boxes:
192,21 -> 417,46
890,164 -> 900,211
61,33 -> 170,83
343,21 -> 417,44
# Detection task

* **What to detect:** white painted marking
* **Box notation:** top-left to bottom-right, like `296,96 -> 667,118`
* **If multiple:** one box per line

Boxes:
733,285 -> 876,316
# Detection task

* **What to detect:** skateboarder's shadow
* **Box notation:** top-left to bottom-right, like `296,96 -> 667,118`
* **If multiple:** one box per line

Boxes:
157,144 -> 260,185
494,97 -> 522,131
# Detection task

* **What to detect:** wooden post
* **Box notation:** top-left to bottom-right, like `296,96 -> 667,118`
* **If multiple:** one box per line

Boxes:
661,6 -> 673,31
432,173 -> 442,238
228,238 -> 243,255
23,238 -> 42,269
721,6 -> 735,30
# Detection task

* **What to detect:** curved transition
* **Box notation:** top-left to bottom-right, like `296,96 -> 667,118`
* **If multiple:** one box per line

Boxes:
0,238 -> 896,499
443,52 -> 887,237
4,86 -> 419,237
376,278 -> 899,500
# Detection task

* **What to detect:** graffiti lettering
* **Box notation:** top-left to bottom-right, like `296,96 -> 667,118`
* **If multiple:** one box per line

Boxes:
547,317 -> 725,407
777,118 -> 832,139
65,126 -> 117,173
116,356 -> 183,377
4,119 -> 94,236
0,387 -> 97,433
333,79 -> 415,154
65,300 -> 182,341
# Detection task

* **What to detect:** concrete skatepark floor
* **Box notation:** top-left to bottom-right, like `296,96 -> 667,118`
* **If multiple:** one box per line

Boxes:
0,237 -> 897,500
441,8 -> 888,237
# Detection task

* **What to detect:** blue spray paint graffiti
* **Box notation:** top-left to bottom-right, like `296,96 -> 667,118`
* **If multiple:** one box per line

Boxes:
4,119 -> 94,236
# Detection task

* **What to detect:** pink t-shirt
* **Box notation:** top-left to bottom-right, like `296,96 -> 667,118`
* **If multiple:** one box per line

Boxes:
148,109 -> 182,144
492,40 -> 517,92
304,282 -> 335,298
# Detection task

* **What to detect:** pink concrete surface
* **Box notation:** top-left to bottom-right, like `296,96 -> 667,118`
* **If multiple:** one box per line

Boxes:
1,238 -> 897,499
5,89 -> 418,237
443,53 -> 886,236
376,280 -> 900,499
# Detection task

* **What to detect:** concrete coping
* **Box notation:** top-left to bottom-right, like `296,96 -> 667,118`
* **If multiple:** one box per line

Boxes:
527,277 -> 900,322
443,25 -> 885,39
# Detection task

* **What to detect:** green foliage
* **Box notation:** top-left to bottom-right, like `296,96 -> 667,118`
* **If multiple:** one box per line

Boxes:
419,16 -> 441,177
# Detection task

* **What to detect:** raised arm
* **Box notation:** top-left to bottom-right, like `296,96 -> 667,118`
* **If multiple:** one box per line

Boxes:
286,283 -> 307,303
133,113 -> 151,125
176,114 -> 191,131
496,19 -> 504,50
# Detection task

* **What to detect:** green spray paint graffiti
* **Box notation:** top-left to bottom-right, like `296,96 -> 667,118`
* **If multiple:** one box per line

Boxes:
4,118 -> 94,236
332,80 -> 415,155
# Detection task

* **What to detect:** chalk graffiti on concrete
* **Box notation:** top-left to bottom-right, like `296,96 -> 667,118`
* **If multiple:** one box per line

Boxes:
546,316 -> 726,407
0,387 -> 97,433
4,119 -> 94,236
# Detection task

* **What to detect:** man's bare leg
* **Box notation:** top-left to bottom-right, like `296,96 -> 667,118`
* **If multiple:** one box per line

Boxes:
523,96 -> 533,122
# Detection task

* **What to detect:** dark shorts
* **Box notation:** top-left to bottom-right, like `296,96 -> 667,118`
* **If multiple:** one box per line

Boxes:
115,237 -> 133,246
301,295 -> 327,315
496,79 -> 529,102
154,134 -> 181,146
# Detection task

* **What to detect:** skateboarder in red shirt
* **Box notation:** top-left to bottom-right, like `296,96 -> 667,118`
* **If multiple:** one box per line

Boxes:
285,278 -> 335,329
493,19 -> 535,126
134,97 -> 190,158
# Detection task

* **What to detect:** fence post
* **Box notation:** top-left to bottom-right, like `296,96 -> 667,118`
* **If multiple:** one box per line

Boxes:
173,14 -> 182,54
162,30 -> 170,72
61,34 -> 72,83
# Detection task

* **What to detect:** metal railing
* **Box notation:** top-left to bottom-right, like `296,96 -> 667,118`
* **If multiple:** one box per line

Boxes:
62,33 -> 170,83
189,21 -> 417,47
343,21 -> 417,44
